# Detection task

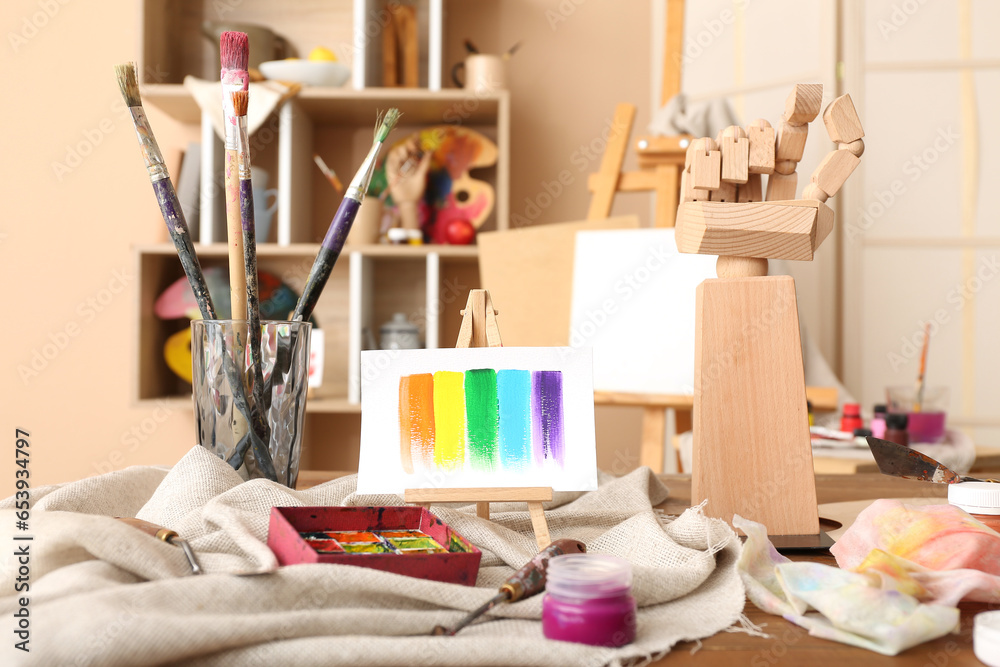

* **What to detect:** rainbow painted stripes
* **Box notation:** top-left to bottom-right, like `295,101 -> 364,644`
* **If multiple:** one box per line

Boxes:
399,369 -> 565,474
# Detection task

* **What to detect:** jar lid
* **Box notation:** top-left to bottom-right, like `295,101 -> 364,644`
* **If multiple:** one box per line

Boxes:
380,313 -> 417,334
873,404 -> 887,413
949,482 -> 1000,515
853,427 -> 873,437
843,403 -> 860,416
546,554 -> 632,601
886,413 -> 908,429
975,610 -> 1000,667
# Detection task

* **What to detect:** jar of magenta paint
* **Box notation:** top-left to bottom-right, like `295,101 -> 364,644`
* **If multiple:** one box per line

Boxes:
542,554 -> 636,647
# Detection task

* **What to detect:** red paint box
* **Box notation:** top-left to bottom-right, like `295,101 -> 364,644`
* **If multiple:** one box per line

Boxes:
267,506 -> 482,586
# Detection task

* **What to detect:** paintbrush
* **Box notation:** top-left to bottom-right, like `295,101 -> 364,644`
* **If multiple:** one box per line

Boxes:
221,31 -> 250,327
292,109 -> 402,322
914,321 -> 931,412
433,539 -> 587,636
313,154 -> 344,193
502,40 -> 523,61
116,63 -> 215,321
117,62 -> 265,474
230,89 -> 277,481
220,32 -> 278,481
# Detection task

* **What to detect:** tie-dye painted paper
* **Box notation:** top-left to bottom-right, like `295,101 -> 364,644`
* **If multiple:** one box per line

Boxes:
357,347 -> 596,494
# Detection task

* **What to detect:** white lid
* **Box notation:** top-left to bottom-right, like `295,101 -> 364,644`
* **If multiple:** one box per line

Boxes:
546,554 -> 632,601
975,611 -> 1000,667
948,481 -> 1000,515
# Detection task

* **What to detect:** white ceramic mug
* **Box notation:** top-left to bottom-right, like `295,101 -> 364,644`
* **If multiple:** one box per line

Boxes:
251,166 -> 279,243
452,54 -> 506,94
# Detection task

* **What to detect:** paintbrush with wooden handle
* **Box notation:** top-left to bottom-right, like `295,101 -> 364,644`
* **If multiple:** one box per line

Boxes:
292,109 -> 402,322
220,33 -> 276,480
229,89 -> 276,481
117,61 -> 268,477
433,539 -> 586,636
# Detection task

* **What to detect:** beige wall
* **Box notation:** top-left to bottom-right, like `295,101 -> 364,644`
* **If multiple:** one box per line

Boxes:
1,0 -> 654,490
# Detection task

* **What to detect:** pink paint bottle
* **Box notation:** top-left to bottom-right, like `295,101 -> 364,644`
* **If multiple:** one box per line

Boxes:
542,554 -> 636,647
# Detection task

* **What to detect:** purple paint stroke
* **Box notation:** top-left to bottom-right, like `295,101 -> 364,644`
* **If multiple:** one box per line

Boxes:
532,371 -> 565,467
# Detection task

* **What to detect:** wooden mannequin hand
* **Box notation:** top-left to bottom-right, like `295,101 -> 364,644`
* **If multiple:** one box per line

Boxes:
387,139 -> 432,230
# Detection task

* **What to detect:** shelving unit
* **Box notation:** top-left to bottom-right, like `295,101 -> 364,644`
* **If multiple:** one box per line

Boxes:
134,1 -> 507,469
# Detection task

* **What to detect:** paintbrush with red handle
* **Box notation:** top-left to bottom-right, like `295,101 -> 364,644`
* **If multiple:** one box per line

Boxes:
432,538 -> 587,636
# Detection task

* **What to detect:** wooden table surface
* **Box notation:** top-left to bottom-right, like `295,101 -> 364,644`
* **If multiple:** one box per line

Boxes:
652,473 -> 993,666
297,471 -> 997,665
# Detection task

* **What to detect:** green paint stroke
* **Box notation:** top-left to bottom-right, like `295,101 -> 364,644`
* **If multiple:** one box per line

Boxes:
464,369 -> 499,471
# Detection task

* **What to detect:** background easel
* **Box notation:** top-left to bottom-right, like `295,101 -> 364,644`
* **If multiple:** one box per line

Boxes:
404,289 -> 554,550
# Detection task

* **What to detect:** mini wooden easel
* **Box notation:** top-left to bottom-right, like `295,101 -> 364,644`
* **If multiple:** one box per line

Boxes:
677,85 -> 864,541
403,289 -> 554,550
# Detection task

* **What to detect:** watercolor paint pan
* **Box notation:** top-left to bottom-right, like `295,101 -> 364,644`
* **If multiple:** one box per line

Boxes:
268,506 -> 481,585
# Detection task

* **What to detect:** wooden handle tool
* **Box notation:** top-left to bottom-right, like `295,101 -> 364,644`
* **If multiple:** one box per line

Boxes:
116,517 -> 203,575
432,538 -> 586,636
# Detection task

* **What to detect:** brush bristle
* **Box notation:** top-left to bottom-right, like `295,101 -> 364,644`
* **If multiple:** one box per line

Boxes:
220,31 -> 249,72
376,108 -> 401,143
231,90 -> 249,116
115,62 -> 141,107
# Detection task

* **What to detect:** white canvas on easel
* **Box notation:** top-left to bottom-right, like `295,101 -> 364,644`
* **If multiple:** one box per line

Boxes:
569,228 -> 717,395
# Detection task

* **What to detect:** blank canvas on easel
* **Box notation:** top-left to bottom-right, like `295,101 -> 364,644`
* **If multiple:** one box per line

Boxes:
569,229 -> 717,394
357,347 -> 597,494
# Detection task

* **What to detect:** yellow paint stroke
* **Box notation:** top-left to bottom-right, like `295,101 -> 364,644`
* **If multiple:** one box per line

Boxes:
433,371 -> 466,471
959,0 -> 978,428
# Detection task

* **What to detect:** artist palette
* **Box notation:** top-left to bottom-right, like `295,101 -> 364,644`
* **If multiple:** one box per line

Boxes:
267,506 -> 481,585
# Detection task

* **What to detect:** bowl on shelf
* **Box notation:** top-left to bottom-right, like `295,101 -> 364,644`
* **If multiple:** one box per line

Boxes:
259,59 -> 350,87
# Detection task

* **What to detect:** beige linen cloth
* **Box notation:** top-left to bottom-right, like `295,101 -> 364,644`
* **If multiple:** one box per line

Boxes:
0,447 -> 744,666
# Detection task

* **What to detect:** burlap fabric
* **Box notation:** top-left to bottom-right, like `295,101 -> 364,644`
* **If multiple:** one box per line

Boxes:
0,446 -> 744,666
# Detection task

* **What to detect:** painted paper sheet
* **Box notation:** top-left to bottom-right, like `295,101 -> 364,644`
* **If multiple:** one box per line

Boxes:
358,347 -> 596,493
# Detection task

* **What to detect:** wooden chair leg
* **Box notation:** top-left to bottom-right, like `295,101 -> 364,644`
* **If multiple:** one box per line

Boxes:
655,164 -> 681,227
476,502 -> 491,519
640,407 -> 666,473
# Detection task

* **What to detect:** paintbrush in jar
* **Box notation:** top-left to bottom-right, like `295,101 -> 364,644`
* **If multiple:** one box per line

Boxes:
220,33 -> 277,481
914,321 -> 931,412
116,62 -> 265,474
229,89 -> 277,481
292,108 -> 402,321
221,31 -> 250,326
115,62 -> 216,321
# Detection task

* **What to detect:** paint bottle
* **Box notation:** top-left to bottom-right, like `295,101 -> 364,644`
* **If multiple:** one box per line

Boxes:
974,610 -> 1000,667
948,482 -> 1000,533
884,413 -> 909,447
542,554 -> 636,647
840,403 -> 863,433
807,400 -> 814,427
871,404 -> 888,439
